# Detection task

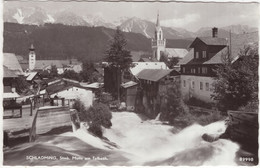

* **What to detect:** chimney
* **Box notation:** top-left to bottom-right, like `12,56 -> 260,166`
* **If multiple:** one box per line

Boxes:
212,27 -> 218,38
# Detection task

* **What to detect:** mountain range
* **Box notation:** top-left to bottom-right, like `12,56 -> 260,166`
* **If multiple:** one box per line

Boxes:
4,6 -> 258,39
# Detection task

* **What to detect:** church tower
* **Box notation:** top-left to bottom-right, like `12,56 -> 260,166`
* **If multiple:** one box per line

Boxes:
152,12 -> 166,61
29,44 -> 36,71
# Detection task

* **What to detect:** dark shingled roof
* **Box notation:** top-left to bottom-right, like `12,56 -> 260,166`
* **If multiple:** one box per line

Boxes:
136,69 -> 174,82
179,32 -> 259,65
189,37 -> 227,48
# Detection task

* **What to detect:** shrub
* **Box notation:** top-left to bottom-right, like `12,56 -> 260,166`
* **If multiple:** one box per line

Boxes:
186,97 -> 214,109
73,99 -> 112,137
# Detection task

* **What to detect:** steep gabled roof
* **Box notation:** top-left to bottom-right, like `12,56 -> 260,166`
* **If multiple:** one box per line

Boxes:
178,48 -> 194,65
136,69 -> 174,82
3,53 -> 23,75
3,66 -> 18,78
189,37 -> 227,48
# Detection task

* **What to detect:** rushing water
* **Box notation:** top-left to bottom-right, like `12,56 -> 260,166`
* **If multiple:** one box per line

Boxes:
4,111 -> 241,166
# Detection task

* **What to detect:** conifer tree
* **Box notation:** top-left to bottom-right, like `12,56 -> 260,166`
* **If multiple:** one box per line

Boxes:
105,27 -> 132,101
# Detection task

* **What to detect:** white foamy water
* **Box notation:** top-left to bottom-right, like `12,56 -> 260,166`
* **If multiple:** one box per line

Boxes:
100,112 -> 240,165
4,111 -> 240,166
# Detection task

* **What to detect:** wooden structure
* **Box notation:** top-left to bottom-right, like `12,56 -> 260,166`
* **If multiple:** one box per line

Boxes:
227,111 -> 258,140
29,106 -> 72,142
136,69 -> 180,117
121,81 -> 138,111
226,110 -> 258,154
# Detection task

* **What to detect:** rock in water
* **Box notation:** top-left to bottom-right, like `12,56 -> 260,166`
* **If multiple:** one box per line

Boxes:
202,133 -> 219,142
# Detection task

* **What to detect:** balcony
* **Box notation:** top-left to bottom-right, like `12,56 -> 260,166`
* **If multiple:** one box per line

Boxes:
151,39 -> 166,47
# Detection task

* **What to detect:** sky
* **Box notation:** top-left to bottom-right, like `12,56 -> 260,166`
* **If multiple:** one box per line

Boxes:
3,0 -> 260,32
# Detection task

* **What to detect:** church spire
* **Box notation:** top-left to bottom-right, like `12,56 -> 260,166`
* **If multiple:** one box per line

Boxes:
29,44 -> 35,51
156,11 -> 160,27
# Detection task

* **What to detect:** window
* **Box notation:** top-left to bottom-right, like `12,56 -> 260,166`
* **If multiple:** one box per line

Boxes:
192,81 -> 195,89
191,68 -> 196,74
198,67 -> 201,74
183,80 -> 186,87
195,52 -> 199,59
200,82 -> 203,90
202,51 -> 207,58
206,83 -> 209,91
183,67 -> 186,73
202,67 -> 208,74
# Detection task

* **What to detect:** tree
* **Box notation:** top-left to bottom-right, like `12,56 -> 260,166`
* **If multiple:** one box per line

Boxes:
79,61 -> 102,83
80,61 -> 95,82
212,44 -> 258,111
73,100 -> 112,137
105,27 -> 132,100
50,65 -> 58,78
63,70 -> 81,81
159,53 -> 180,69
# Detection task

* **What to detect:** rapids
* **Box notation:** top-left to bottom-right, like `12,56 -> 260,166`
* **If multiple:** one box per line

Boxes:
4,111 -> 241,166
102,112 -> 239,165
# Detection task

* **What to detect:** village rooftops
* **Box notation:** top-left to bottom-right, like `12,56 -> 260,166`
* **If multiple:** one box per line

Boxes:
35,59 -> 81,70
3,53 -> 24,75
137,69 -> 177,82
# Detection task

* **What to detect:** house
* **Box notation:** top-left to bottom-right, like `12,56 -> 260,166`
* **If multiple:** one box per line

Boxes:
3,66 -> 20,100
45,78 -> 93,108
121,81 -> 138,111
135,69 -> 180,117
48,85 -> 93,108
3,53 -> 24,75
3,66 -> 22,117
179,28 -> 259,102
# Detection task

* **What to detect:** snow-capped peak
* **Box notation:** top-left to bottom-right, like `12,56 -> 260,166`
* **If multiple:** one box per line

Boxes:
12,8 -> 24,24
45,14 -> 55,23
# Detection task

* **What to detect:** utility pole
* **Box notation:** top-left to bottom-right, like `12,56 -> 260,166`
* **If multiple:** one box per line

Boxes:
229,30 -> 232,60
117,65 -> 120,103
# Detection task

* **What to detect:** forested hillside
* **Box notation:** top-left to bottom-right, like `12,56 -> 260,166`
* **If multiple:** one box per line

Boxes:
3,23 -> 152,62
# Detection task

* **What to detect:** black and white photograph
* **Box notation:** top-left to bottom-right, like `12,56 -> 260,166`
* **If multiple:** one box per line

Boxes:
2,0 -> 259,166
